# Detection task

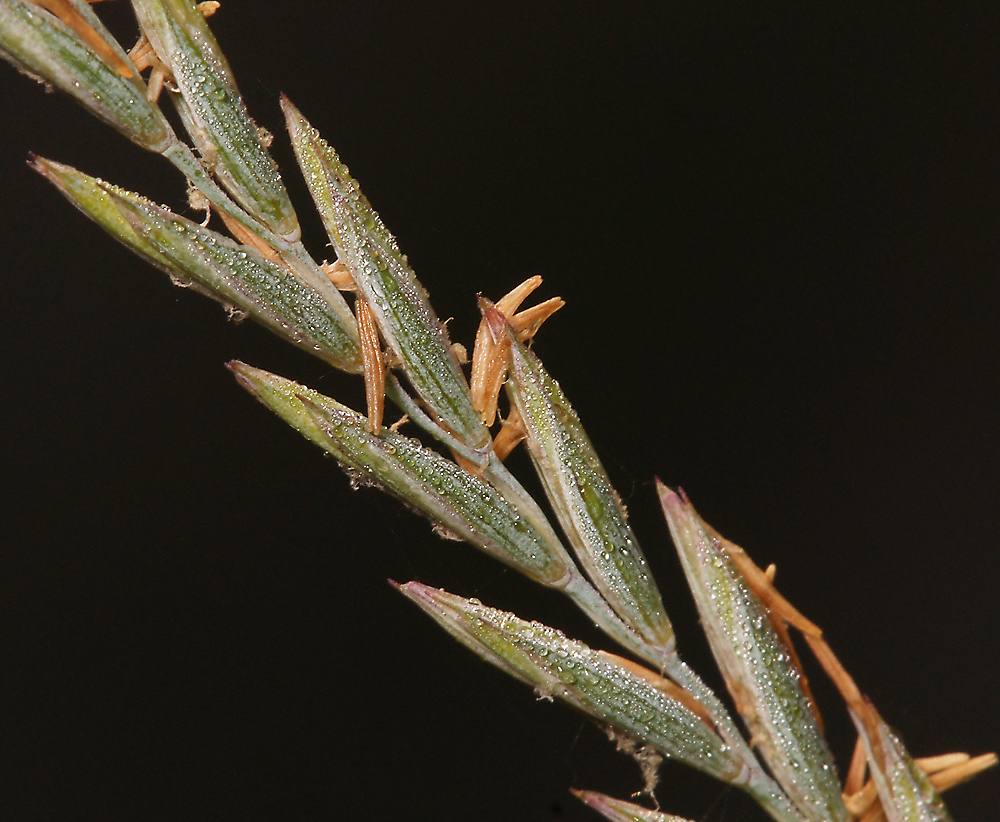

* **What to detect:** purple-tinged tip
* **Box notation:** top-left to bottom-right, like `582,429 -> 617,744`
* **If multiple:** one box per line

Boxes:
654,480 -> 684,511
479,298 -> 509,345
570,789 -> 603,809
226,360 -> 258,393
389,580 -> 435,598
395,581 -> 460,615
27,154 -> 62,183
280,95 -> 307,140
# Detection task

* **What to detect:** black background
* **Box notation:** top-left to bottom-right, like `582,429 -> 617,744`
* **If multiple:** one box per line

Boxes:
1,1 -> 997,819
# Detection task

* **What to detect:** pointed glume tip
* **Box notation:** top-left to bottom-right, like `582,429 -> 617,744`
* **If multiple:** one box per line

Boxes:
225,361 -> 256,392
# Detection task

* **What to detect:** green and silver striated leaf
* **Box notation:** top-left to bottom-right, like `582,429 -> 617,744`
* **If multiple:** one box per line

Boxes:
229,363 -> 573,586
572,790 -> 695,822
33,158 -> 361,372
851,703 -> 954,822
130,0 -> 299,240
397,582 -> 744,785
0,0 -> 172,151
658,485 -> 849,822
493,309 -> 672,653
283,97 -> 491,455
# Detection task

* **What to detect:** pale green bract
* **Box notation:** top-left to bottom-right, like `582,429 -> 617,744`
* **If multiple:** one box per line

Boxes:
32,158 -> 362,372
0,0 -> 170,150
659,487 -> 850,822
284,97 -> 492,457
396,582 -> 744,785
130,0 -> 300,240
228,362 -> 573,588
0,2 -> 990,821
492,307 -> 674,654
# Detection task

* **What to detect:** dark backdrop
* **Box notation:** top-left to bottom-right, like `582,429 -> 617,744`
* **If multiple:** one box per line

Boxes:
1,1 -> 997,819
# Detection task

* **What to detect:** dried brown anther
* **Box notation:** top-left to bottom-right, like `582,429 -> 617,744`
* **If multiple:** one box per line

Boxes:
470,276 -> 563,431
355,294 -> 386,433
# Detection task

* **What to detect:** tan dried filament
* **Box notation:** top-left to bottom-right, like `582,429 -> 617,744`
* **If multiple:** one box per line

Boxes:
356,294 -> 385,433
